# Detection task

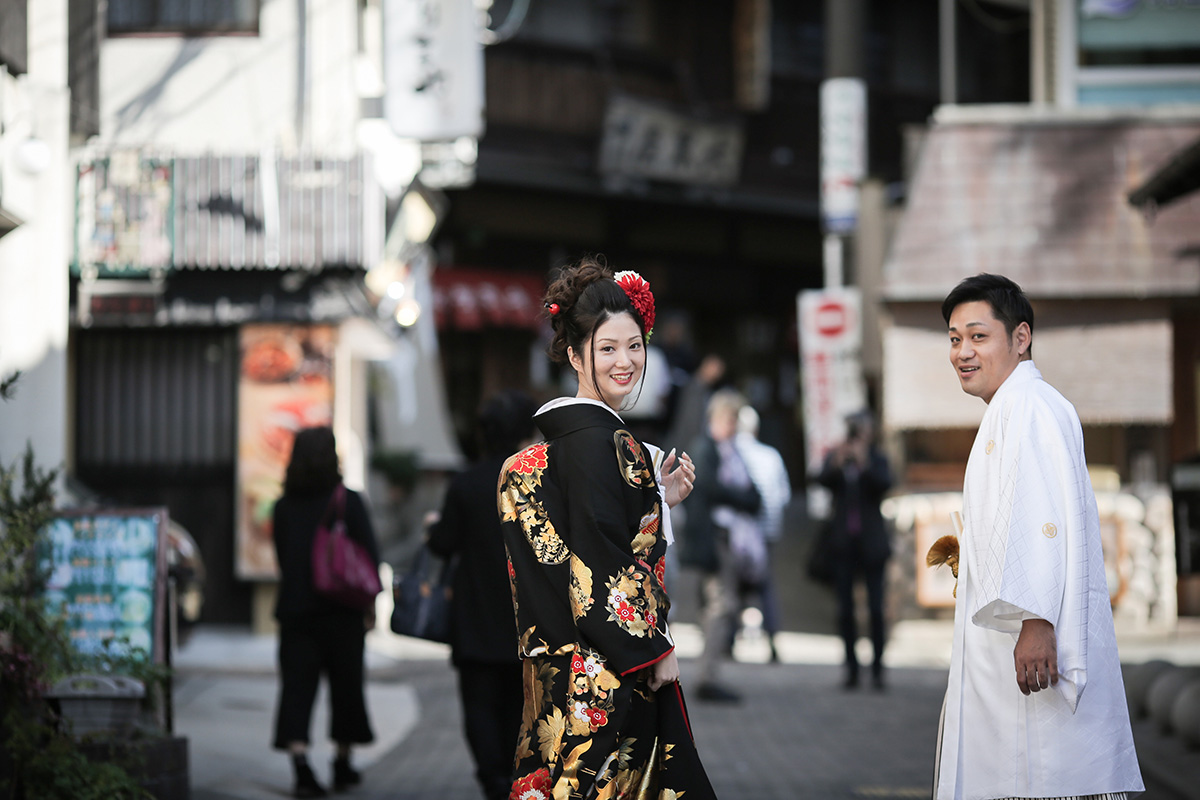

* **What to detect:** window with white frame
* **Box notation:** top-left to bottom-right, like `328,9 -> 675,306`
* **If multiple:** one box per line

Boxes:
107,0 -> 259,35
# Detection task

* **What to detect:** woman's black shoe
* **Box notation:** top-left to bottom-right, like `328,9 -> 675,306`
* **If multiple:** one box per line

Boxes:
292,755 -> 328,798
332,756 -> 362,791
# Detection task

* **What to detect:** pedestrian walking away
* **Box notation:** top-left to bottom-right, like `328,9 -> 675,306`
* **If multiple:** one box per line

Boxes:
426,390 -> 537,800
934,273 -> 1142,800
271,427 -> 380,798
498,256 -> 719,799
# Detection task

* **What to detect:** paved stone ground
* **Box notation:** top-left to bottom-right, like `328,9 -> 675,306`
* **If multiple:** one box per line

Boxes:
186,650 -> 1198,800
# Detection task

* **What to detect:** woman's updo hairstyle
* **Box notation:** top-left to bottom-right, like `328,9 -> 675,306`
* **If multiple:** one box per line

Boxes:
544,255 -> 645,366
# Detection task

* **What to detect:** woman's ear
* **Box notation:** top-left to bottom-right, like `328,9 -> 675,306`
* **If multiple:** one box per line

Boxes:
568,345 -> 582,373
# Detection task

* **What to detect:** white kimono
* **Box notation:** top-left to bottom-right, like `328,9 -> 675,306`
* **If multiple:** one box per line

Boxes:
936,362 -> 1143,800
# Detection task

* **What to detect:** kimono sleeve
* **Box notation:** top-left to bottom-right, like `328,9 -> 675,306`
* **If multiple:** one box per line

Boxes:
561,431 -> 674,676
971,392 -> 1085,637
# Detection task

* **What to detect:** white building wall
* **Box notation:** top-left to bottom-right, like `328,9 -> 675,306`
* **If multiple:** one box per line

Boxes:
99,0 -> 361,154
0,0 -> 71,476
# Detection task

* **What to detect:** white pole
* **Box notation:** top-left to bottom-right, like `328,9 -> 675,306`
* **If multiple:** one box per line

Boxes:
824,233 -> 844,288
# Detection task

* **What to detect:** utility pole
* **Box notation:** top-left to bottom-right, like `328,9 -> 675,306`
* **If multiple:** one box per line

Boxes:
821,0 -> 866,288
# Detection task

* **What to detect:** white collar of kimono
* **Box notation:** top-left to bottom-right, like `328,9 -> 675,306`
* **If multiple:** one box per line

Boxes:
989,359 -> 1042,406
537,396 -> 624,421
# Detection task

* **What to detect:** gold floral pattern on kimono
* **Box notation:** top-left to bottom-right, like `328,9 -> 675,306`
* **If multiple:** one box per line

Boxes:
629,505 -> 660,558
605,564 -> 659,637
570,554 -> 594,620
500,442 -> 570,565
613,430 -> 653,488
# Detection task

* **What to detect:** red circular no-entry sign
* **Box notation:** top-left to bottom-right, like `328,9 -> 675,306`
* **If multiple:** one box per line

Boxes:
815,300 -> 849,337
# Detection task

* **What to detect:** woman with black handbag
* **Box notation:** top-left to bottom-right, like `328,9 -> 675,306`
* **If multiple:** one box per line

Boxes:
272,426 -> 380,797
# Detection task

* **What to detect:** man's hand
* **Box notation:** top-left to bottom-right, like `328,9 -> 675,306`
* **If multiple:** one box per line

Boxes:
648,650 -> 680,692
1014,618 -> 1058,695
661,450 -> 695,508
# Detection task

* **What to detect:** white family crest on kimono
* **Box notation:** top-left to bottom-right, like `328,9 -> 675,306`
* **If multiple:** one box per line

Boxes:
936,361 -> 1142,800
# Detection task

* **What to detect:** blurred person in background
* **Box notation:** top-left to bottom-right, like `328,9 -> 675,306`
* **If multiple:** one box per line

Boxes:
426,390 -> 537,800
816,410 -> 892,690
272,427 -> 379,798
682,388 -> 761,701
732,404 -> 792,663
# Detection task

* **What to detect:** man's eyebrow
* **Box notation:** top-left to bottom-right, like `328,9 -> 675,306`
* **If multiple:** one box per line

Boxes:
948,321 -> 987,332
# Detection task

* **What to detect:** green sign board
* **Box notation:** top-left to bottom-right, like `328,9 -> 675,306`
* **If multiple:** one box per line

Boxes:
37,509 -> 168,664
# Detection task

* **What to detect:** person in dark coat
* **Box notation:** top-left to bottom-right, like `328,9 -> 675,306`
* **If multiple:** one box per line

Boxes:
426,390 -> 537,800
816,410 -> 893,690
272,426 -> 380,798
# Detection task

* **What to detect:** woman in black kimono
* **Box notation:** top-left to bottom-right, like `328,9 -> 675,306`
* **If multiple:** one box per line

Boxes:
498,257 -> 718,800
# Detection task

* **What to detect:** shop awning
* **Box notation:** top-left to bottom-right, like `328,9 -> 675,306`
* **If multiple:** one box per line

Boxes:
884,302 -> 1173,429
74,151 -> 384,276
431,267 -> 545,331
883,109 -> 1200,301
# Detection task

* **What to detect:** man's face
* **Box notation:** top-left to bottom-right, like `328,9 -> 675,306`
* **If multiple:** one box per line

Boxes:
947,300 -> 1027,404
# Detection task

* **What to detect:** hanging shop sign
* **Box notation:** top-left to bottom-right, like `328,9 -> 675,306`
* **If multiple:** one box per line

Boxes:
598,95 -> 744,187
820,77 -> 867,234
383,0 -> 485,140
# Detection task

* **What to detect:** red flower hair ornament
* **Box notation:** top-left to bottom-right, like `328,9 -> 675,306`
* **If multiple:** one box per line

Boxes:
614,270 -> 655,340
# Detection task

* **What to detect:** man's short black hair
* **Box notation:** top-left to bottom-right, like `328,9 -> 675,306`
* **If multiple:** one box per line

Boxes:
942,273 -> 1034,348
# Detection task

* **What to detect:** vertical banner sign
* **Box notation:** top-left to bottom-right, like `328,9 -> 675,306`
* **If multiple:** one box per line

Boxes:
819,77 -> 867,234
798,288 -> 867,473
383,0 -> 485,140
38,510 -> 168,663
236,324 -> 336,579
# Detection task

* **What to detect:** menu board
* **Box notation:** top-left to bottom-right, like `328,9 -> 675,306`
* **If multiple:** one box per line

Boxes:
37,509 -> 168,663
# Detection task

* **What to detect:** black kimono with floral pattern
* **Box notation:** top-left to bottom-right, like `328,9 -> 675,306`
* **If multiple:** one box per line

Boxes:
498,400 -> 718,800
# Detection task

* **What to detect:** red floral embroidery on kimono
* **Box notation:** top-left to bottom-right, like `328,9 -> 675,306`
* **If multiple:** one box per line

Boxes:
511,442 -> 549,474
509,767 -> 552,800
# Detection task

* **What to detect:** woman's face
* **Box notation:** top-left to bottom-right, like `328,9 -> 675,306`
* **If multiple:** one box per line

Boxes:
568,312 -> 645,410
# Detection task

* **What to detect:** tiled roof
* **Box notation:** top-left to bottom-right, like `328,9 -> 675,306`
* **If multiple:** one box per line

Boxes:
883,117 -> 1200,300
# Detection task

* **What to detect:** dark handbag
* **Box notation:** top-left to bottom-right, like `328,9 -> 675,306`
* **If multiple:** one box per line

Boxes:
806,520 -> 836,586
390,546 -> 454,644
311,484 -> 383,611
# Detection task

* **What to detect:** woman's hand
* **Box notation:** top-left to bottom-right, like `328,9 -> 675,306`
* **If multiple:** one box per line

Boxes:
647,650 -> 680,692
661,450 -> 695,508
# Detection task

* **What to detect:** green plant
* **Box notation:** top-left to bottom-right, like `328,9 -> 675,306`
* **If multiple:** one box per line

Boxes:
0,372 -> 153,799
370,449 -> 420,492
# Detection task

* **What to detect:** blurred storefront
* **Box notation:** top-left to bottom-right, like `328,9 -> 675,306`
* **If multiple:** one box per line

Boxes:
69,151 -> 392,622
881,106 -> 1200,622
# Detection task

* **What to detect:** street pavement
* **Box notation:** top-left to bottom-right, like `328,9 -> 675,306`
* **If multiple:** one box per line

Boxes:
175,615 -> 1200,800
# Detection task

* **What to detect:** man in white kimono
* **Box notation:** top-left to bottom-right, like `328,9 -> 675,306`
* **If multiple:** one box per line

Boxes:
935,274 -> 1143,800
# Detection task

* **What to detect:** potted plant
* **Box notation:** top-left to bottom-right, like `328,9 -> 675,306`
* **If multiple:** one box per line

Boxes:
0,372 -> 179,799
